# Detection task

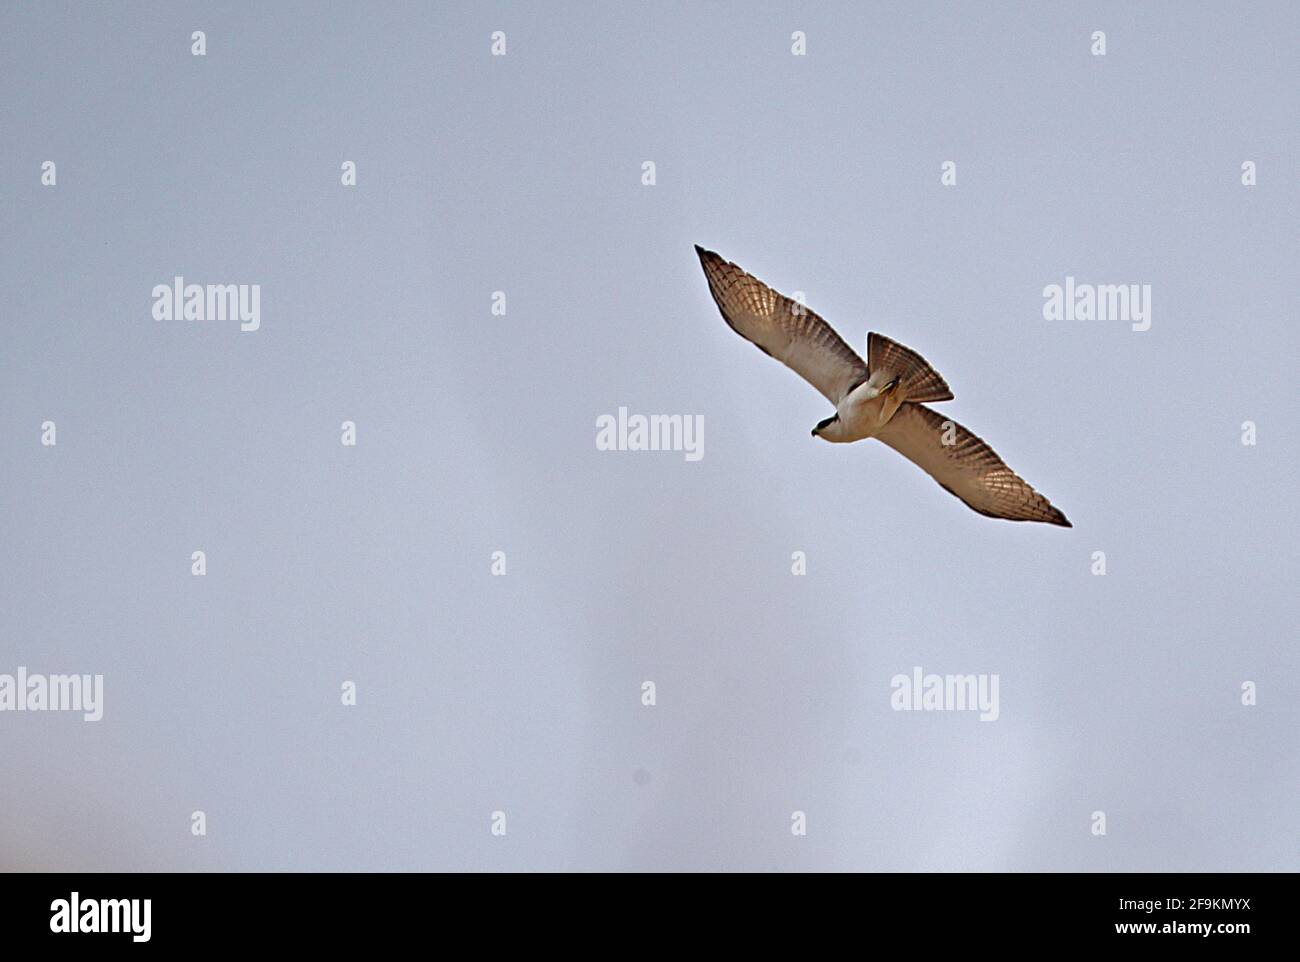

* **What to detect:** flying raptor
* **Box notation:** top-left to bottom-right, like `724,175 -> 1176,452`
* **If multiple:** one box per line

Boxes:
695,246 -> 1071,527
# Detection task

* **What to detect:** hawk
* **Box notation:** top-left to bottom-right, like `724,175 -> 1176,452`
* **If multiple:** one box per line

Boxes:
695,246 -> 1071,527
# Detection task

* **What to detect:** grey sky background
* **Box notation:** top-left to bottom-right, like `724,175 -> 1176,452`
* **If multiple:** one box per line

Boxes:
2,2 -> 1296,871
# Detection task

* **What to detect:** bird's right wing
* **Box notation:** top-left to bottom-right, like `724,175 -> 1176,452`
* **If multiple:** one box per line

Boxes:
696,246 -> 868,406
875,403 -> 1071,526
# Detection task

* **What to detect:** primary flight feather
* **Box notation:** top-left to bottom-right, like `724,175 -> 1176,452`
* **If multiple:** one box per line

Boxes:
695,245 -> 1070,527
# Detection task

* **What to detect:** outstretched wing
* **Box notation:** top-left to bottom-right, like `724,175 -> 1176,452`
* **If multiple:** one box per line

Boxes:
696,246 -> 868,405
875,403 -> 1071,526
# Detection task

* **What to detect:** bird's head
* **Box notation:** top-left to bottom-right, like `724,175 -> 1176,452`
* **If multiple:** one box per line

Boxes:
812,414 -> 843,442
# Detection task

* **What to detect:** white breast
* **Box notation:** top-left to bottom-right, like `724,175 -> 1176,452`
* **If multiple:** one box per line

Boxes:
835,381 -> 891,442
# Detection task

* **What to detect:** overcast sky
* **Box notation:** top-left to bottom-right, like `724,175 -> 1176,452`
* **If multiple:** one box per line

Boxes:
2,2 -> 1296,871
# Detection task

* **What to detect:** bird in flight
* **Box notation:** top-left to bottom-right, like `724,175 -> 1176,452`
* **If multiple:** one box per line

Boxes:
695,246 -> 1071,526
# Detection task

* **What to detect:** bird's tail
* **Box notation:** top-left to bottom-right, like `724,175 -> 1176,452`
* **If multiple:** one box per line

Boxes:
867,332 -> 954,404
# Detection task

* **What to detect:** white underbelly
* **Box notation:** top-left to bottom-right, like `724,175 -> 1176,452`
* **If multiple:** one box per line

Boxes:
836,394 -> 889,442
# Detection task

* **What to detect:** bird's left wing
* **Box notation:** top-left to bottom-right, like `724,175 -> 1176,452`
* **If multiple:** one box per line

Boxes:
696,246 -> 868,406
874,403 -> 1071,526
